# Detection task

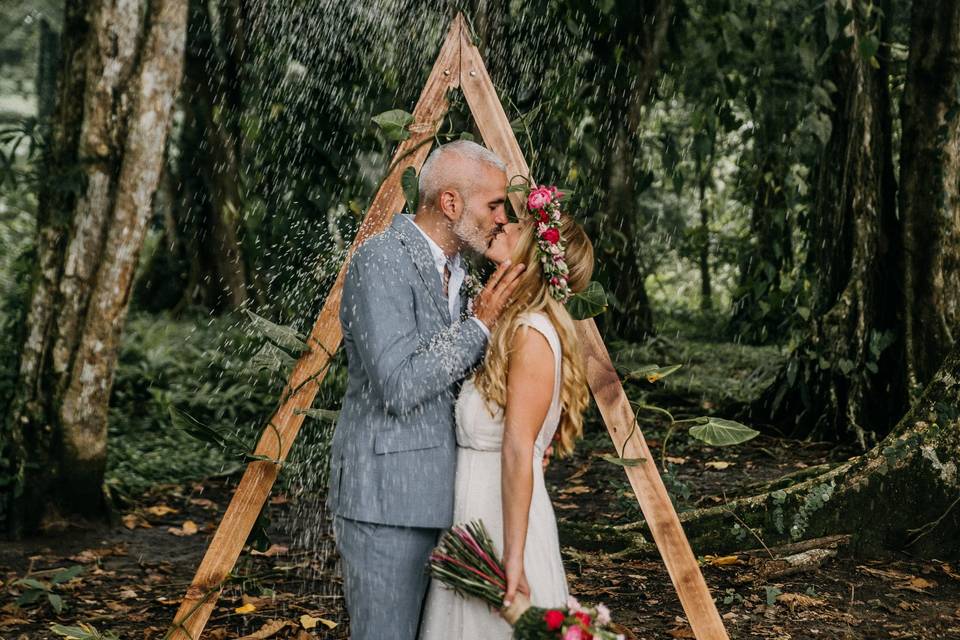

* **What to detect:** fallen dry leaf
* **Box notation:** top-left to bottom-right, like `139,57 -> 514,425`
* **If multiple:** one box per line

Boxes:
251,544 -> 289,557
168,520 -> 199,536
299,614 -> 331,630
238,619 -> 291,639
667,625 -> 696,638
560,485 -> 592,495
895,576 -> 936,592
235,602 -> 257,614
705,460 -> 734,470
145,504 -> 179,517
122,513 -> 152,530
665,456 -> 687,465
189,497 -> 217,509
704,554 -> 741,567
776,592 -> 826,610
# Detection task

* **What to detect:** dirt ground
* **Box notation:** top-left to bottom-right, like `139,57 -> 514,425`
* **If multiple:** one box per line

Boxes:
2,421 -> 960,638
0,434 -> 960,640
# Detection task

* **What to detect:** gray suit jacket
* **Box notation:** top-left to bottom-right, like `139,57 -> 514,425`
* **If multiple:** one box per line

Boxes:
327,214 -> 488,528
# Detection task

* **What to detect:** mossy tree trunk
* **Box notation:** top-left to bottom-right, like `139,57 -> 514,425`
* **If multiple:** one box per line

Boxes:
4,0 -> 186,533
752,0 -> 905,446
678,341 -> 960,559
900,0 -> 960,392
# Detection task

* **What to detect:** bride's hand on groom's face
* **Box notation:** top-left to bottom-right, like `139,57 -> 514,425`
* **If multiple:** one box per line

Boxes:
472,260 -> 526,329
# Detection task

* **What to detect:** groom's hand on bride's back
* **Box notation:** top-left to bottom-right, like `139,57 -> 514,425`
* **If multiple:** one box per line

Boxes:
472,260 -> 526,330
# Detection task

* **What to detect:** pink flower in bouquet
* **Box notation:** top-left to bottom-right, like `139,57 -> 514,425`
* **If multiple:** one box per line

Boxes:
574,611 -> 592,628
540,227 -> 560,244
544,609 -> 565,631
566,596 -> 582,613
596,603 -> 611,626
528,186 -> 553,210
563,626 -> 586,640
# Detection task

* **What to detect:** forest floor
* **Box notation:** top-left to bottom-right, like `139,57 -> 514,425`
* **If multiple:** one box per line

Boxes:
2,332 -> 960,639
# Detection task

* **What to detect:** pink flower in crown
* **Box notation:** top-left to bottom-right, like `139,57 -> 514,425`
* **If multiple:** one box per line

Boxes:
550,276 -> 561,286
535,209 -> 550,224
540,227 -> 560,244
527,186 -> 553,210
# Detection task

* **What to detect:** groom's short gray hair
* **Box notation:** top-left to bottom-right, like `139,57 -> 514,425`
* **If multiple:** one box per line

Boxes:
418,140 -> 507,208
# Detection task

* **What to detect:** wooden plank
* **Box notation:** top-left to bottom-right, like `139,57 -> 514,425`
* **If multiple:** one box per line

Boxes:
458,29 -> 729,640
166,15 -> 466,639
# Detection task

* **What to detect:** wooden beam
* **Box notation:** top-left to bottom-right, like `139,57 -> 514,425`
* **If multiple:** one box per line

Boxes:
166,15 -> 465,639
458,28 -> 729,640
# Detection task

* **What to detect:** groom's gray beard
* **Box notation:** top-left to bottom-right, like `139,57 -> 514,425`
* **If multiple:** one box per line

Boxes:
452,206 -> 490,255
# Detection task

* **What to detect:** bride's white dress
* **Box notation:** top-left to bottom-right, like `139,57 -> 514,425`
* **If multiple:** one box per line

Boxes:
419,312 -> 569,639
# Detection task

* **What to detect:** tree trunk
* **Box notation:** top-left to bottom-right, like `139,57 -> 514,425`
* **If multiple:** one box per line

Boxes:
900,0 -> 960,391
752,0 -> 905,446
674,341 -> 960,558
698,168 -> 712,313
4,0 -> 186,533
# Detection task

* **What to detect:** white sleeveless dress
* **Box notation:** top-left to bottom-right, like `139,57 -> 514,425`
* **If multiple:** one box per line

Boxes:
419,312 -> 569,639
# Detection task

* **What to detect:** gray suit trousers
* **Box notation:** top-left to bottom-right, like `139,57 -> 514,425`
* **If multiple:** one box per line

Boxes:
333,515 -> 440,640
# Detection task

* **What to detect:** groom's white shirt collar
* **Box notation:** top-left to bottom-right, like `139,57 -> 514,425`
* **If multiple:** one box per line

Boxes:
405,215 -> 489,337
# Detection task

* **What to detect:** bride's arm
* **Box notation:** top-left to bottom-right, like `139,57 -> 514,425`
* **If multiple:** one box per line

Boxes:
501,325 -> 555,607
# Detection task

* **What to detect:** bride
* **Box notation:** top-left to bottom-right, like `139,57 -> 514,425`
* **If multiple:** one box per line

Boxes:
419,190 -> 595,639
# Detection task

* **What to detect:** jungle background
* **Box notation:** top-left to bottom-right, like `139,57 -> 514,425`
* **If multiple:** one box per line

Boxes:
1,0 -> 960,638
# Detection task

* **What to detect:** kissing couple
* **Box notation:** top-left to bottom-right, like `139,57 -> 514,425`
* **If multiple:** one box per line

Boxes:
327,140 -> 595,640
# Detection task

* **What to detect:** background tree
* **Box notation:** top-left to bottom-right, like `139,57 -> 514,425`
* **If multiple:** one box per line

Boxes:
753,0 -> 906,446
4,0 -> 186,532
900,0 -> 960,391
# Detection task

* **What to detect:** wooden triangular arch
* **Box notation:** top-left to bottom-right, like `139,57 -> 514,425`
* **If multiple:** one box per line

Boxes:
169,14 -> 728,639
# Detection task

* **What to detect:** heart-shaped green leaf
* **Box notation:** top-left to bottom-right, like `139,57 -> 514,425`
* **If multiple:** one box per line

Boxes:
688,417 -> 759,447
567,281 -> 608,320
372,109 -> 414,141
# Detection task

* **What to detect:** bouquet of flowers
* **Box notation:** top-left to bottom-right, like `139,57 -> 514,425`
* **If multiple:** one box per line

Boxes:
429,521 -> 626,639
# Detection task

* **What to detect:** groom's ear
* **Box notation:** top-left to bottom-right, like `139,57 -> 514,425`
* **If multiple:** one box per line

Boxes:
439,189 -> 461,221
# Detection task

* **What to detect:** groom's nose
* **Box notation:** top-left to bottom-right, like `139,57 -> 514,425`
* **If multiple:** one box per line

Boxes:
492,205 -> 508,226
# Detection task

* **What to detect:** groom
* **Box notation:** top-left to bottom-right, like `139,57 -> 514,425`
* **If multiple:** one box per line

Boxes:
327,140 -> 525,640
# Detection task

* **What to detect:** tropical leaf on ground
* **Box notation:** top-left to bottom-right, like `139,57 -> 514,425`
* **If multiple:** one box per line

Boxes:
625,363 -> 682,383
245,310 -> 308,354
50,623 -> 119,640
688,417 -> 759,447
567,280 -> 608,320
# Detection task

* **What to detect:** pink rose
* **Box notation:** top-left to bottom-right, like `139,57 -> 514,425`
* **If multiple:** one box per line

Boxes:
564,626 -> 584,640
527,186 -> 553,210
540,227 -> 560,244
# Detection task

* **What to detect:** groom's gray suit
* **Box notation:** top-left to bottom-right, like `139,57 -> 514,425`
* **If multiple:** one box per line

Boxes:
328,214 -> 488,639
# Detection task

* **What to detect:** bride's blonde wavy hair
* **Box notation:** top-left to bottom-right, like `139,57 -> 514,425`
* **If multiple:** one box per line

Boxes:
473,215 -> 594,457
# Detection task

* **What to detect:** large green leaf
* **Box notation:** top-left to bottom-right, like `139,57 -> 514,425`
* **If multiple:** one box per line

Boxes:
245,310 -> 308,354
401,165 -> 419,213
688,417 -> 759,447
566,280 -> 607,320
371,109 -> 414,141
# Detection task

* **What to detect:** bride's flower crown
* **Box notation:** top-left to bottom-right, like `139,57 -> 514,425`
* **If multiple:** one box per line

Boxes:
526,184 -> 572,303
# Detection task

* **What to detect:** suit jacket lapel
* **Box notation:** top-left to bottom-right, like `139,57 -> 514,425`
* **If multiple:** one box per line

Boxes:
393,215 -> 450,323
